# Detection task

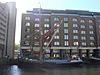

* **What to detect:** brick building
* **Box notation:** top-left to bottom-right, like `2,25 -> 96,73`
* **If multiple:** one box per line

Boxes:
20,8 -> 100,59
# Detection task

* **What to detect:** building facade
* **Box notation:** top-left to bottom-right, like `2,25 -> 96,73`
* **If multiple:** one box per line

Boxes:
0,2 -> 17,58
21,8 -> 100,59
0,2 -> 8,58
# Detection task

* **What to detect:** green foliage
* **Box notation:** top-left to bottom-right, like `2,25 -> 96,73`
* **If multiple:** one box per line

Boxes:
15,44 -> 20,50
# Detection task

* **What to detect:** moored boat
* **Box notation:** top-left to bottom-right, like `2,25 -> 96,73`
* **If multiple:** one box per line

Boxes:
82,57 -> 100,65
18,58 -> 83,68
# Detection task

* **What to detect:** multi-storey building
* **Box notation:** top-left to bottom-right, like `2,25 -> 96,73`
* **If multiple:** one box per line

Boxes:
0,2 -> 17,58
21,8 -> 100,59
0,2 -> 8,58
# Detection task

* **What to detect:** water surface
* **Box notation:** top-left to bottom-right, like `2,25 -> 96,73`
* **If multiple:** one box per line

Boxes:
0,65 -> 100,75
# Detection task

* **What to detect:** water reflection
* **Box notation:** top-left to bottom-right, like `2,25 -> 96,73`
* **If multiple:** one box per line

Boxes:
0,65 -> 100,75
7,65 -> 22,75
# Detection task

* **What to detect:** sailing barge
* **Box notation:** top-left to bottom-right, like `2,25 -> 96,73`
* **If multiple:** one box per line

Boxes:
19,17 -> 83,67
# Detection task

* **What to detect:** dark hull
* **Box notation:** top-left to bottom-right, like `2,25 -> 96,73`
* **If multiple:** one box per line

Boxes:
18,60 -> 83,68
82,57 -> 100,65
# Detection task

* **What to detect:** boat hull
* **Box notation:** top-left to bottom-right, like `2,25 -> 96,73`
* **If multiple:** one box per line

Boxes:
18,60 -> 83,68
82,57 -> 100,65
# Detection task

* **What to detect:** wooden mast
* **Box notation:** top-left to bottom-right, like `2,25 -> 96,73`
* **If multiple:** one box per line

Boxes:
38,2 -> 44,63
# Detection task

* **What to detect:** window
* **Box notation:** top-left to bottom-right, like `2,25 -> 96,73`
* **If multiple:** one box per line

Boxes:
89,31 -> 94,34
35,29 -> 39,32
35,18 -> 39,21
90,42 -> 94,46
82,42 -> 86,46
73,36 -> 78,39
64,29 -> 68,33
99,25 -> 100,28
54,17 -> 59,21
44,30 -> 49,34
80,20 -> 85,23
73,24 -> 78,27
89,25 -> 93,28
98,20 -> 100,22
73,42 -> 79,46
44,24 -> 49,27
80,25 -> 85,28
34,37 -> 38,39
73,30 -> 78,33
24,41 -> 29,45
90,37 -> 94,40
64,41 -> 68,46
35,24 -> 39,27
81,36 -> 86,40
64,35 -> 68,39
26,22 -> 30,26
72,18 -> 77,22
81,31 -> 86,34
25,16 -> 30,20
54,23 -> 59,27
25,35 -> 30,38
54,35 -> 60,39
44,18 -> 49,22
64,23 -> 68,27
89,20 -> 93,23
54,42 -> 60,45
26,28 -> 30,32
64,17 -> 68,21
34,42 -> 39,45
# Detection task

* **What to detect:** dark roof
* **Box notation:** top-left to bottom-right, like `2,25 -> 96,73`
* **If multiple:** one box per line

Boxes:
26,8 -> 100,16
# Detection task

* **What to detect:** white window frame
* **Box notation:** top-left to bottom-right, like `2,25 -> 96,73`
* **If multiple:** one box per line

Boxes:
26,22 -> 30,26
73,36 -> 78,39
26,28 -> 30,32
72,18 -> 77,22
44,30 -> 49,34
64,35 -> 68,40
54,17 -> 59,21
64,41 -> 68,46
35,24 -> 39,27
54,35 -> 60,39
34,42 -> 39,45
89,20 -> 93,23
35,18 -> 40,21
80,20 -> 85,23
64,17 -> 68,21
90,42 -> 94,46
81,36 -> 86,40
64,23 -> 68,27
44,24 -> 49,27
24,41 -> 29,45
89,25 -> 93,28
35,29 -> 39,32
73,24 -> 78,27
81,31 -> 86,34
44,18 -> 49,22
73,42 -> 79,46
25,16 -> 30,20
90,37 -> 94,40
64,29 -> 68,33
80,25 -> 85,28
54,42 -> 60,45
82,42 -> 86,46
89,31 -> 94,34
73,30 -> 78,33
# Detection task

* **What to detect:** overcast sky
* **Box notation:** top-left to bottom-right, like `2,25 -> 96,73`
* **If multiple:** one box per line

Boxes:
0,0 -> 100,44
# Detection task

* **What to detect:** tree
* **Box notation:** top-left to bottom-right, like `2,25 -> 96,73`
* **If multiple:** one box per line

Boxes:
15,44 -> 20,50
